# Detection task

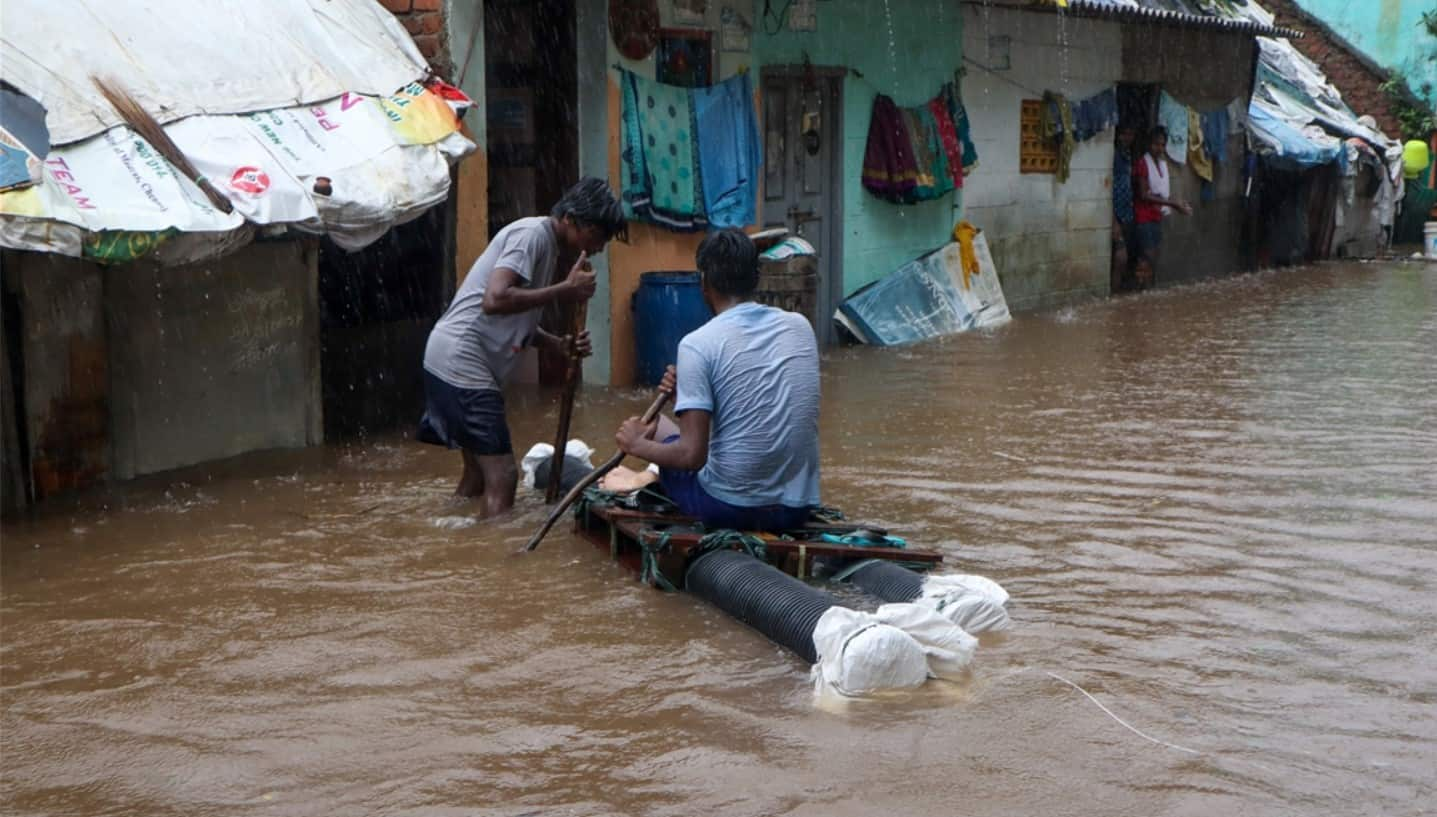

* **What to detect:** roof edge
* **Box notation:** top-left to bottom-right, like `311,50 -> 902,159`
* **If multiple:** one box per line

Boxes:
1057,1 -> 1304,40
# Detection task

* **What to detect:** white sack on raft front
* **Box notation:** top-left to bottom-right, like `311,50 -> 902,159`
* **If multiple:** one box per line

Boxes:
811,607 -> 929,696
520,439 -> 596,490
811,603 -> 979,697
917,574 -> 1012,634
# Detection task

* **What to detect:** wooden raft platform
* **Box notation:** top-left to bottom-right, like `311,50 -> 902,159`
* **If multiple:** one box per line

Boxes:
574,500 -> 943,587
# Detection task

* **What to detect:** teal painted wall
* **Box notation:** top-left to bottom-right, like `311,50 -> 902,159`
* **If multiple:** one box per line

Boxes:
1294,0 -> 1437,106
755,0 -> 964,296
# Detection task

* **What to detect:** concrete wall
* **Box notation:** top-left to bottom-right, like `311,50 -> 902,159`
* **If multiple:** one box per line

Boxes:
756,0 -> 965,296
7,253 -> 109,499
1293,0 -> 1437,114
106,241 -> 323,479
960,6 -> 1120,311
1123,26 -> 1257,287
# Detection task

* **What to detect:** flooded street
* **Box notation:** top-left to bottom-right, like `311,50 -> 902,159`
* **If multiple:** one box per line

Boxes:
3,261 -> 1435,816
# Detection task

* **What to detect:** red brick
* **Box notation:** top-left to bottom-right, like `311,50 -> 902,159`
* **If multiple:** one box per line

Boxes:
412,33 -> 441,58
414,12 -> 443,34
413,0 -> 442,11
401,15 -> 424,34
379,0 -> 411,12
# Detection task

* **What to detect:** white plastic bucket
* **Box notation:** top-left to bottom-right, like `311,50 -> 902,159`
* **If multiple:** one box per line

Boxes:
1425,222 -> 1437,260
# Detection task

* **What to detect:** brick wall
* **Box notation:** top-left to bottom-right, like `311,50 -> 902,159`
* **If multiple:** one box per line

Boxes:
1260,0 -> 1401,137
379,0 -> 452,80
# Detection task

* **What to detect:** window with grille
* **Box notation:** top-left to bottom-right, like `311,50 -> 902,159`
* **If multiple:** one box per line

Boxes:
1020,99 -> 1058,174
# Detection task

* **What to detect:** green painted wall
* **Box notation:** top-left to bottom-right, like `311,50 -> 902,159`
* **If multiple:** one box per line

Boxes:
755,0 -> 964,296
1294,0 -> 1437,107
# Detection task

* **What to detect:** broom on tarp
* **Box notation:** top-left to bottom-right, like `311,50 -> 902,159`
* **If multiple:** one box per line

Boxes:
90,77 -> 234,214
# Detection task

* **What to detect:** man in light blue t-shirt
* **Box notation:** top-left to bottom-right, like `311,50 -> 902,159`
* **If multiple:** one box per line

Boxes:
604,229 -> 821,530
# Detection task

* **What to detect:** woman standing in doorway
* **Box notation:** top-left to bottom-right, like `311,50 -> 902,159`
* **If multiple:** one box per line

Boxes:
1132,125 -> 1192,290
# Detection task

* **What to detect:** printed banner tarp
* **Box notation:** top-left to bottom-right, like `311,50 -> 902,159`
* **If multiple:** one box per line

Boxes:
835,234 -> 1011,346
0,84 -> 474,258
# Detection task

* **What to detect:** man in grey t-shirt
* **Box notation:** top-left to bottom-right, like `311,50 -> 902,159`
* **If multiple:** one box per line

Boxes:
418,178 -> 625,516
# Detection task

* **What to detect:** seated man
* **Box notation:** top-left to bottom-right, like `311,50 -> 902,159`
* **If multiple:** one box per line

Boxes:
604,228 -> 821,531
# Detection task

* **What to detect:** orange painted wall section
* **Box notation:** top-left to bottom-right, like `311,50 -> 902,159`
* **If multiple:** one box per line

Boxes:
605,76 -> 706,387
454,120 -> 489,285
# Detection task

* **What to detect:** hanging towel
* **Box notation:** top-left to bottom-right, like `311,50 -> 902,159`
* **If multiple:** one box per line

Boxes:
1201,107 -> 1230,163
620,70 -> 707,231
1158,91 -> 1188,165
862,93 -> 921,204
901,107 -> 939,196
946,83 -> 979,173
1041,91 -> 1076,183
692,71 -> 762,229
1188,108 -> 1212,181
951,220 -> 981,291
929,95 -> 964,187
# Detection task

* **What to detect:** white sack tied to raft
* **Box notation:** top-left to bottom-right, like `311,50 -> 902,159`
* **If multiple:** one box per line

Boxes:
812,574 -> 1010,697
520,440 -> 596,490
917,573 -> 1011,634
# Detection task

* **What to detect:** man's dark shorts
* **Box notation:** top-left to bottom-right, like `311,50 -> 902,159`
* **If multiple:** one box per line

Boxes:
1135,221 -> 1163,258
416,371 -> 513,456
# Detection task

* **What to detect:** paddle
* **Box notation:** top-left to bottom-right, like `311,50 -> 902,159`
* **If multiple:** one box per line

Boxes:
543,301 -> 588,503
521,388 -> 672,553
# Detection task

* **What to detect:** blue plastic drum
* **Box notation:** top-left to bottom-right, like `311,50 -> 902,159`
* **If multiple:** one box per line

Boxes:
633,271 -> 712,386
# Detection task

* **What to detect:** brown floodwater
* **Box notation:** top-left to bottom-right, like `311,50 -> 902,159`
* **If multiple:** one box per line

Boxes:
3,261 -> 1435,816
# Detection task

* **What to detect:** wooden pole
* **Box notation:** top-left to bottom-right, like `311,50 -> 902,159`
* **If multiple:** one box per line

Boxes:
544,303 -> 587,503
522,389 -> 672,553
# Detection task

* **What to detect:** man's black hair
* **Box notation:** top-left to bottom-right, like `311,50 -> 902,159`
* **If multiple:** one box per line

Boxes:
551,177 -> 627,240
1150,125 -> 1169,141
696,228 -> 760,297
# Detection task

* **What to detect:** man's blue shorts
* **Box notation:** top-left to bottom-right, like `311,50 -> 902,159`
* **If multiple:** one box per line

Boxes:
656,435 -> 810,531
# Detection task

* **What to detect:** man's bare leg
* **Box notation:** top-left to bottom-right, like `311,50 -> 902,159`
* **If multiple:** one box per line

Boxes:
601,465 -> 659,493
600,413 -> 679,493
477,453 -> 518,518
456,450 -> 485,499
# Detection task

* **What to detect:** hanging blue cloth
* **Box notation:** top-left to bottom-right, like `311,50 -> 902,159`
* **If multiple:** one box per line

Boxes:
1072,88 -> 1117,142
1201,108 -> 1230,163
1158,91 -> 1189,164
620,70 -> 707,232
692,71 -> 762,229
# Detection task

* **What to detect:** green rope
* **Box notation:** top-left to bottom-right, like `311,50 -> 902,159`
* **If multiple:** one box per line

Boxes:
680,529 -> 769,589
809,505 -> 847,524
640,530 -> 678,592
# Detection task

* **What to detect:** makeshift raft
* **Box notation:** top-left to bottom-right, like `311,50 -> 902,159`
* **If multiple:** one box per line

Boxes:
571,492 -> 945,662
574,496 -> 942,584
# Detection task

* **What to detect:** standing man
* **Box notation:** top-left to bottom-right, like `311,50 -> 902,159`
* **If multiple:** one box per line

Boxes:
1111,122 -> 1138,293
601,229 -> 821,531
1133,125 -> 1192,290
418,177 -> 626,516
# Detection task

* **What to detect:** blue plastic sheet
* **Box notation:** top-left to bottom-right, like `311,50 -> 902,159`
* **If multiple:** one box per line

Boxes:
1247,103 -> 1341,171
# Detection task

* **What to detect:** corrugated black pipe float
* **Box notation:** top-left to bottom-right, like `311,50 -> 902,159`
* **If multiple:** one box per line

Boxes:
684,550 -> 837,663
846,559 -> 925,604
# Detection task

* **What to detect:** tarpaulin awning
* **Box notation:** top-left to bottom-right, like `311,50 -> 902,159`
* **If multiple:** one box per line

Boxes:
0,0 -> 476,264
1246,103 -> 1341,170
0,0 -> 429,147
